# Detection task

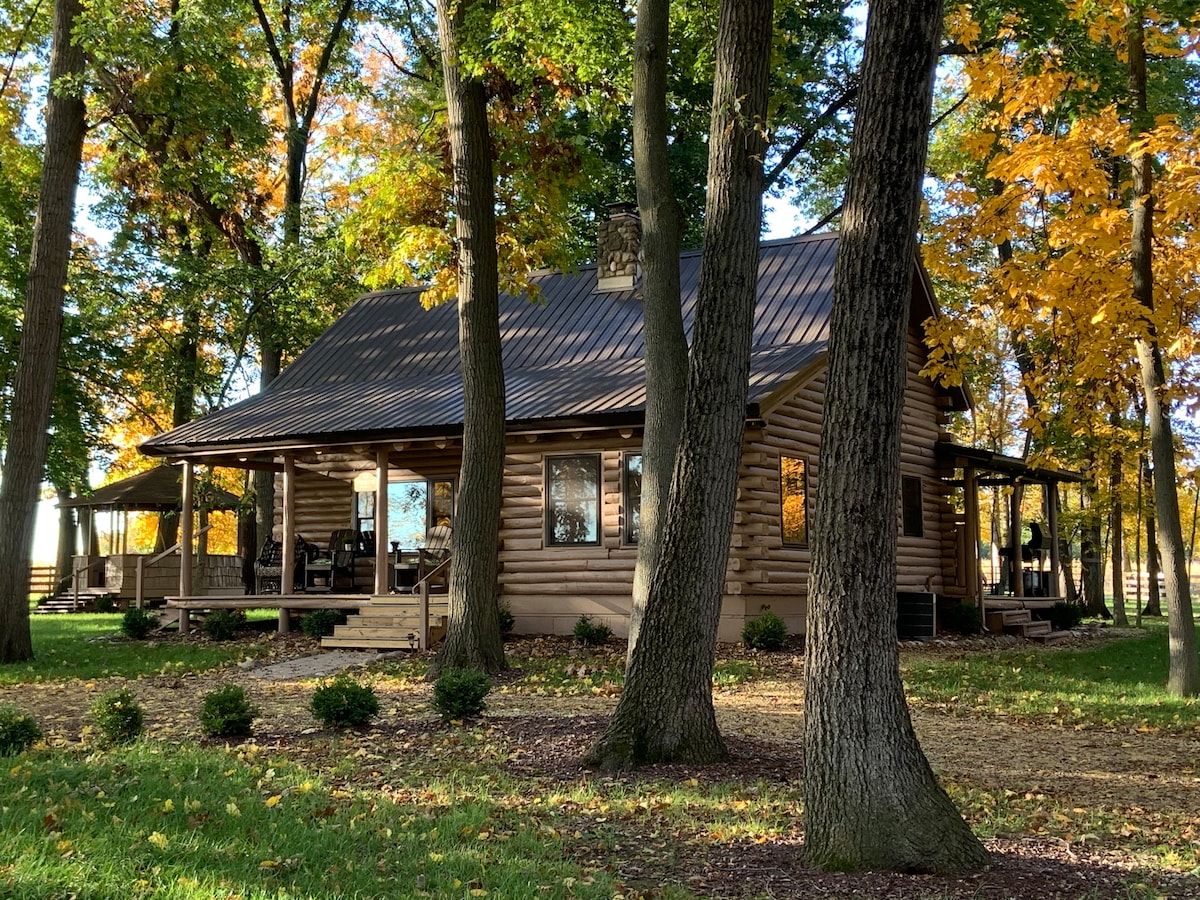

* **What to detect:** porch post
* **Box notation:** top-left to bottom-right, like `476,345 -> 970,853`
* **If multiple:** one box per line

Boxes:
1010,483 -> 1024,598
1047,481 -> 1061,597
963,466 -> 980,609
180,461 -> 195,598
282,456 -> 296,594
374,448 -> 389,594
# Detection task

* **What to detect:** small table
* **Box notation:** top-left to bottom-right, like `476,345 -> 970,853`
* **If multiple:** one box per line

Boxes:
392,550 -> 419,592
305,559 -> 332,593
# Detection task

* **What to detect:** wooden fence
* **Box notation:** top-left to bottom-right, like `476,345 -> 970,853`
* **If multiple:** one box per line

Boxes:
29,565 -> 58,597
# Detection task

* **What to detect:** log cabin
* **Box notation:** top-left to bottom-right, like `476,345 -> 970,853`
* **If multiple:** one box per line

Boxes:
141,210 -> 1075,647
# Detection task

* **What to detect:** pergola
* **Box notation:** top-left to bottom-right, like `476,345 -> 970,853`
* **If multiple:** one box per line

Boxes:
936,443 -> 1085,609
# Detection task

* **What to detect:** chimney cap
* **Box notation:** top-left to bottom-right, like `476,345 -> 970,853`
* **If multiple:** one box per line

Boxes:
604,201 -> 638,217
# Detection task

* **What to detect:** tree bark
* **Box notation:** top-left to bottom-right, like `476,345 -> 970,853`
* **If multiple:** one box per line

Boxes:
1127,9 -> 1198,695
0,0 -> 86,663
802,0 -> 989,873
432,0 -> 505,676
1110,424 -> 1128,626
587,0 -> 773,769
626,0 -> 687,659
1080,478 -> 1108,617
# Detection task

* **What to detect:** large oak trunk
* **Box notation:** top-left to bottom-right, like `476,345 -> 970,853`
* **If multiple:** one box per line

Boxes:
802,0 -> 989,872
433,0 -> 506,675
0,0 -> 86,663
587,0 -> 773,769
626,0 -> 687,659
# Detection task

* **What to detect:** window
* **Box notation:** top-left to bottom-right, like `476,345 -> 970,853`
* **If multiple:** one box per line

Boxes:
780,456 -> 808,546
901,475 -> 924,538
546,454 -> 601,546
622,452 -> 642,545
355,479 -> 455,550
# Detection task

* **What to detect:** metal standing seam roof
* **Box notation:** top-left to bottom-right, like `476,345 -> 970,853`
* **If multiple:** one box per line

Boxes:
57,464 -> 242,510
142,233 -> 929,455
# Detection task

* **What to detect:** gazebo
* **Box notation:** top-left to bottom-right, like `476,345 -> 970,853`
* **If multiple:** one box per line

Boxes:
59,465 -> 243,606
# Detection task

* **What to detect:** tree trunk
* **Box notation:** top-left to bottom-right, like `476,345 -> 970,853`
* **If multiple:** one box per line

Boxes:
432,0 -> 505,676
0,0 -> 86,663
587,0 -> 773,769
1110,424 -> 1128,626
1127,9 -> 1198,696
802,0 -> 989,873
1143,504 -> 1161,617
1081,477 -> 1108,617
626,0 -> 687,659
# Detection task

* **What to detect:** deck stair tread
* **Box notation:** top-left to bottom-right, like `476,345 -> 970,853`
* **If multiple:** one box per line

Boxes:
986,608 -> 1054,640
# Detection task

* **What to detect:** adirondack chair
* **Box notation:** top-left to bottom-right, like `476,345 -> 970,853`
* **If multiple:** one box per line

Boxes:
327,529 -> 363,591
417,525 -> 452,594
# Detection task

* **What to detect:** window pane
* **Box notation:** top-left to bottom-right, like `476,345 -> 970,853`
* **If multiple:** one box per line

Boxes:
781,456 -> 807,545
389,481 -> 429,548
623,453 -> 642,544
431,480 -> 455,529
902,475 -> 924,538
547,455 -> 600,545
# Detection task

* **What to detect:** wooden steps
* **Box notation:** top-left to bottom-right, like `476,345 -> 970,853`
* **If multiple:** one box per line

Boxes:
321,595 -> 449,650
985,608 -> 1054,641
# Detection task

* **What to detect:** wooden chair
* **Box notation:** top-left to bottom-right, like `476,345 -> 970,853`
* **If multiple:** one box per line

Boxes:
327,529 -> 362,591
417,525 -> 452,594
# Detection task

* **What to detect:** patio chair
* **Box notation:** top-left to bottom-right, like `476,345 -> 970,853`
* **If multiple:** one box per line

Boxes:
417,525 -> 452,594
254,538 -> 285,594
327,529 -> 362,591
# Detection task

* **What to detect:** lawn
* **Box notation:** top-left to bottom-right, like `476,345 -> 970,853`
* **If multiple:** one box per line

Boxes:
1,617 -> 1198,899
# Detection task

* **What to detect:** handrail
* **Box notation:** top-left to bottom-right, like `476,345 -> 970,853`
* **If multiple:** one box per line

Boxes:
410,554 -> 451,650
135,523 -> 215,609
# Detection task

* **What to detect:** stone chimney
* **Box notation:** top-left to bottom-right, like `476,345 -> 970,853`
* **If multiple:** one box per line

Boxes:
596,202 -> 641,292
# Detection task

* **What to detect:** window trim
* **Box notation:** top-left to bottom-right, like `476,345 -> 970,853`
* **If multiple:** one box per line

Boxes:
544,453 -> 603,547
780,454 -> 809,548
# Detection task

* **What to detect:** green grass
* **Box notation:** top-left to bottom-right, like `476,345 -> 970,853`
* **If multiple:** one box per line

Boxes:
0,614 -> 269,685
0,742 -> 622,900
901,620 -> 1200,732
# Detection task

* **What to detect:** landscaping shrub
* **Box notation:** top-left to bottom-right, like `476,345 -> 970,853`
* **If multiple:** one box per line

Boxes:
199,684 -> 259,738
939,602 -> 983,635
1048,601 -> 1085,632
573,614 -> 612,646
120,608 -> 158,640
300,608 -> 347,638
497,601 -> 515,637
0,706 -> 42,756
432,668 -> 491,720
94,596 -> 116,614
201,609 -> 243,641
91,688 -> 144,747
742,610 -> 787,650
309,675 -> 380,728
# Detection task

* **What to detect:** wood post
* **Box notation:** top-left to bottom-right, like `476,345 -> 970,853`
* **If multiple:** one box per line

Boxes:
1010,484 -> 1023,598
375,448 -> 389,594
282,456 -> 296,593
1047,482 -> 1061,597
180,461 -> 194,598
963,466 -> 980,609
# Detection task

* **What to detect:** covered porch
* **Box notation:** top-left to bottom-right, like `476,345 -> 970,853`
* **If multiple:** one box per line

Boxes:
937,443 -> 1086,633
160,436 -> 459,649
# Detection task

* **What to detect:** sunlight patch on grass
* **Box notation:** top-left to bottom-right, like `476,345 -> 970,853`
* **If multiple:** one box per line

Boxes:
0,615 -> 266,685
901,624 -> 1200,732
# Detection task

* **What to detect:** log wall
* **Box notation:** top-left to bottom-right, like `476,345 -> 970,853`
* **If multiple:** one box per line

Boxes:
270,320 -> 960,637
